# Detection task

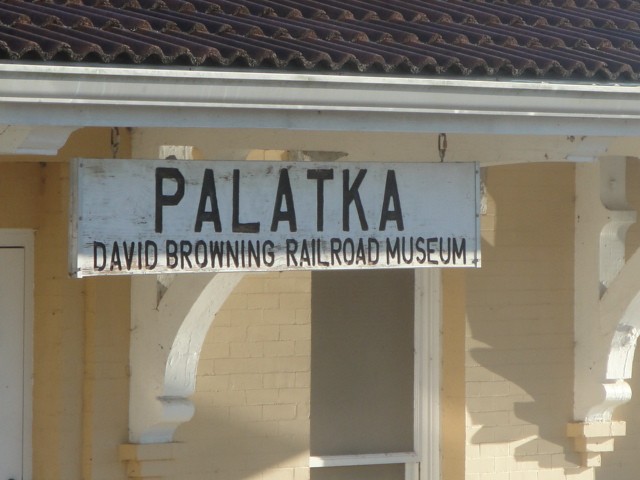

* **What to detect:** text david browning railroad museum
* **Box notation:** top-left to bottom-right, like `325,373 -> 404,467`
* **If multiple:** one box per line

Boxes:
70,159 -> 480,277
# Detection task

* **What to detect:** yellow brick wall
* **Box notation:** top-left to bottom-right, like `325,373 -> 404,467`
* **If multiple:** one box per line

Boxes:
78,128 -> 132,480
442,269 -> 466,480
82,276 -> 131,480
1,128 -> 132,480
13,131 -> 640,480
464,163 -> 581,480
0,162 -> 42,227
172,271 -> 311,480
33,160 -> 87,480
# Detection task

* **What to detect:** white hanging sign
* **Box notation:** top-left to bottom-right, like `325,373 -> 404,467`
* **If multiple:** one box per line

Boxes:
69,158 -> 480,277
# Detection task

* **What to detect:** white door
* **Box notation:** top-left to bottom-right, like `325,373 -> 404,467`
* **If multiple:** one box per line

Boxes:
0,247 -> 27,480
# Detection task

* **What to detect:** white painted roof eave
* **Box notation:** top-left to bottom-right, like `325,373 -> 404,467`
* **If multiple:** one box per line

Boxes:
1,64 -> 640,137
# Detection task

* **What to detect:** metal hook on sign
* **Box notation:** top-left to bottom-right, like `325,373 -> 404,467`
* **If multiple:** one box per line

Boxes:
438,133 -> 447,162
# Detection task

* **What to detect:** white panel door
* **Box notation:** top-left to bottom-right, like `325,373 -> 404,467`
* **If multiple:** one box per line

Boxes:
0,247 -> 25,480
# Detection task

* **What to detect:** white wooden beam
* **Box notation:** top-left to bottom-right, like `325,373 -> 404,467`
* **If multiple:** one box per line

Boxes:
0,125 -> 76,156
129,128 -> 616,166
574,157 -> 636,423
3,65 -> 640,136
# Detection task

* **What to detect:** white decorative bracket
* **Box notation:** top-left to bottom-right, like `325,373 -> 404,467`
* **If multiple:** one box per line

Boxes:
121,143 -> 249,479
0,125 -> 77,155
125,143 -> 249,444
567,420 -> 627,468
572,157 -> 639,466
129,272 -> 244,444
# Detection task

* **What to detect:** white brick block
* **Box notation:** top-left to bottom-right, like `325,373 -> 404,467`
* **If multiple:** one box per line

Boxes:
263,373 -> 297,389
564,467 -> 594,480
466,457 -> 495,473
229,405 -> 263,422
265,278 -> 311,294
200,342 -> 230,359
279,325 -> 311,341
230,309 -> 264,326
263,404 -> 297,420
229,373 -> 264,390
480,472 -> 508,480
212,390 -> 246,406
480,443 -> 509,457
294,309 -> 311,324
264,467 -> 294,480
275,357 -> 310,373
263,340 -> 295,357
293,467 -> 310,480
573,437 -> 615,453
197,375 -> 229,392
551,452 -> 581,469
223,293 -> 248,310
581,453 -> 601,468
279,293 -> 310,309
294,341 -> 310,356
246,389 -> 279,405
537,469 -> 566,480
229,341 -> 264,358
508,471 -> 539,480
247,325 -> 280,341
234,276 -> 266,294
211,309 -> 231,328
277,388 -> 309,404
248,293 -> 280,309
264,309 -> 296,325
294,372 -> 310,388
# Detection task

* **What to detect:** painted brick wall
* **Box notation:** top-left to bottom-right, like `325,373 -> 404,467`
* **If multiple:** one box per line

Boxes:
464,164 -> 588,480
34,160 -> 85,479
82,276 -> 131,480
0,128 -> 133,480
172,271 -> 311,480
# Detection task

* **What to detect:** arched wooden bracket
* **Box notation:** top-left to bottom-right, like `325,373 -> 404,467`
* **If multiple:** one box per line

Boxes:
573,158 -> 639,467
128,272 -> 244,444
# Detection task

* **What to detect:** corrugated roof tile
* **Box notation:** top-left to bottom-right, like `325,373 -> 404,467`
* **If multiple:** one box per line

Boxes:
1,0 -> 640,81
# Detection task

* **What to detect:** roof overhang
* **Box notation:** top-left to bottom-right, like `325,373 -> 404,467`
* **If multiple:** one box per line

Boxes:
2,64 -> 640,138
1,64 -> 639,159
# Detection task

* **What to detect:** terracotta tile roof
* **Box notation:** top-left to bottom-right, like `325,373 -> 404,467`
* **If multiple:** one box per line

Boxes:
1,0 -> 640,80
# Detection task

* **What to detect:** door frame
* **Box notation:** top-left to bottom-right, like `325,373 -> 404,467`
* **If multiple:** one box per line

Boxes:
1,229 -> 34,479
308,269 -> 442,480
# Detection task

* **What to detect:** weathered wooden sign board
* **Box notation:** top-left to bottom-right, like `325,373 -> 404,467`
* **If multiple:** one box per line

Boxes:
69,158 -> 480,277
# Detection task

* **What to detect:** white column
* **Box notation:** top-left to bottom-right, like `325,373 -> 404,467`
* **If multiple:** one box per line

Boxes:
571,157 -> 637,467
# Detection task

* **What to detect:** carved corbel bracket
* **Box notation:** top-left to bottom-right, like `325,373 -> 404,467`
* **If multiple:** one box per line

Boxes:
573,157 -> 638,467
567,420 -> 627,468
